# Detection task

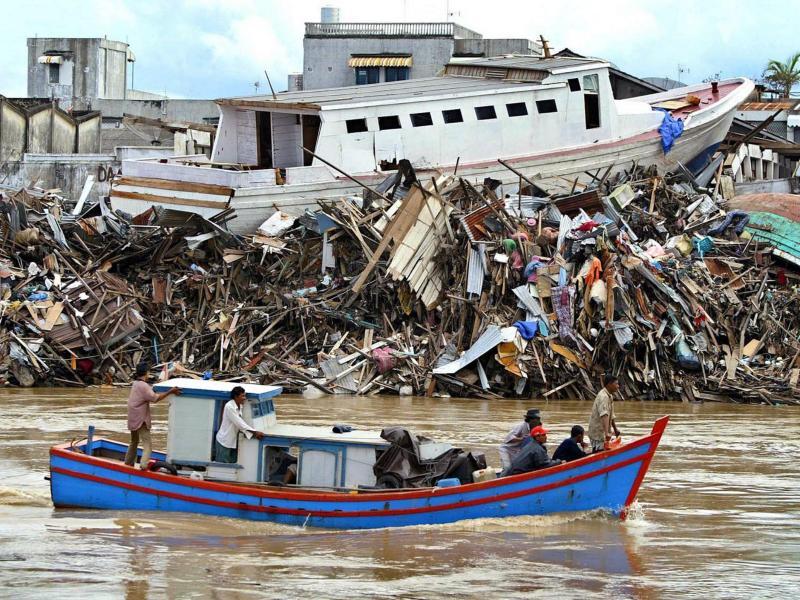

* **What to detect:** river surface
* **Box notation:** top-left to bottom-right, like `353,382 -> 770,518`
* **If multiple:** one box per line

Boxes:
0,388 -> 798,599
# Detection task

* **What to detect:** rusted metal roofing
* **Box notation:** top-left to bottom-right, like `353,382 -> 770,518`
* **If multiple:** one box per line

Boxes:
738,101 -> 798,111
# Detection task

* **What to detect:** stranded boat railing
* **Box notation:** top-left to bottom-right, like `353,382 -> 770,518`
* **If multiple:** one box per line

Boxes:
49,416 -> 668,529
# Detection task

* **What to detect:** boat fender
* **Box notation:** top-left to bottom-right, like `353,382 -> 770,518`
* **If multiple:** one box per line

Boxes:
148,460 -> 178,476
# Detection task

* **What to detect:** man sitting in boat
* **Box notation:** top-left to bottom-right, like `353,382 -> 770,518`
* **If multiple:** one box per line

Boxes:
498,409 -> 542,470
214,386 -> 266,463
552,425 -> 589,463
502,426 -> 562,476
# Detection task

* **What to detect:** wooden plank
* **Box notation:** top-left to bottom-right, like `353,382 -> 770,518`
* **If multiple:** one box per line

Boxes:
116,176 -> 233,196
41,302 -> 64,332
110,189 -> 229,210
349,187 -> 426,294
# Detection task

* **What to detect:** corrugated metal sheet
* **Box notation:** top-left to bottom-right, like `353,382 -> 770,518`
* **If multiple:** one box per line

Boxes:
433,325 -> 509,375
348,56 -> 413,68
466,244 -> 486,296
320,356 -> 358,393
460,199 -> 505,242
225,76 -> 541,107
447,56 -> 601,72
512,285 -> 544,316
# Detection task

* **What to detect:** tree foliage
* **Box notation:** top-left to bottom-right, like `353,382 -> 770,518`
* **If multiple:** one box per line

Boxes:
764,53 -> 800,97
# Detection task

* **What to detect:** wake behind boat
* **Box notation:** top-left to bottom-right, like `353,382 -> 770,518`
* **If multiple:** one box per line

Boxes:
49,379 -> 667,529
110,55 -> 753,234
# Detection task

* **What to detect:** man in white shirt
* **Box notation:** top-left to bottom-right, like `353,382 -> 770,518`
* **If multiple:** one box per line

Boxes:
215,386 -> 265,463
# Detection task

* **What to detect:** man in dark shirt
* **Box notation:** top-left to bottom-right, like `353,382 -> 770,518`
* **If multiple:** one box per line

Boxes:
553,425 -> 589,463
502,426 -> 562,476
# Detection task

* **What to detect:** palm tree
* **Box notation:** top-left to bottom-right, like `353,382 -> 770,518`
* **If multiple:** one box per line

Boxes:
764,53 -> 800,97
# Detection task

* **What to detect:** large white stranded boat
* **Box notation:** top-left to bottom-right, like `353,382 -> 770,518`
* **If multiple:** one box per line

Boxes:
110,56 -> 754,233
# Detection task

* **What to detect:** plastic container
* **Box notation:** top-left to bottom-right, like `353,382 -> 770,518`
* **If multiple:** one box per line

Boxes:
472,468 -> 497,483
436,478 -> 461,488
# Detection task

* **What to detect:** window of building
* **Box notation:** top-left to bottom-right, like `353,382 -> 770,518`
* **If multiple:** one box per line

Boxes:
378,115 -> 402,130
475,105 -> 497,120
385,67 -> 409,82
568,78 -> 581,92
536,99 -> 558,114
346,118 -> 368,133
410,112 -> 433,127
506,102 -> 528,117
355,67 -> 380,85
48,63 -> 60,84
442,109 -> 463,124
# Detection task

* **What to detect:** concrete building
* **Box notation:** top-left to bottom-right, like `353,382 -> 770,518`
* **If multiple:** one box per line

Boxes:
92,98 -> 219,153
27,37 -> 133,109
302,17 -> 540,90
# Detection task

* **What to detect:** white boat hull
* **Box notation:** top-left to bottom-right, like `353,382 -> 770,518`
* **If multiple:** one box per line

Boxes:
111,79 -> 751,234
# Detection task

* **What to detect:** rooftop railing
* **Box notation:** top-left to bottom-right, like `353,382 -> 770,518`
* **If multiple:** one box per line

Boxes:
304,22 -> 481,39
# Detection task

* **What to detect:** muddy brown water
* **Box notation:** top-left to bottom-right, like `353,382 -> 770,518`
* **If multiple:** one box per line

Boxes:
0,388 -> 798,599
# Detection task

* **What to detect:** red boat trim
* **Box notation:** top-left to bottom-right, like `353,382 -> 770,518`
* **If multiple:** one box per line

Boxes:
621,416 -> 669,519
50,425 -> 662,503
51,450 -> 650,519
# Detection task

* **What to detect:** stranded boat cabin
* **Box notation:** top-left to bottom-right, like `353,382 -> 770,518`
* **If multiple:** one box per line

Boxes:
111,55 -> 753,232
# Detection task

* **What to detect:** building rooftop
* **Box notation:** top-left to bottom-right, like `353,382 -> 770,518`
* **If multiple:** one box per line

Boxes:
304,21 -> 482,39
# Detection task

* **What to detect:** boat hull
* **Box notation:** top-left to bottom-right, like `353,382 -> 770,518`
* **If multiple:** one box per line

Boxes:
49,417 -> 667,529
110,79 -> 752,234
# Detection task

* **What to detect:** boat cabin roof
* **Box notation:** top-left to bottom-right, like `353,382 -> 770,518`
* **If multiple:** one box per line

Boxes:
262,423 -> 389,447
153,378 -> 282,401
217,56 -> 608,112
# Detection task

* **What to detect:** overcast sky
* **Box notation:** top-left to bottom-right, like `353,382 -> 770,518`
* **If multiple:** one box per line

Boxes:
0,0 -> 794,99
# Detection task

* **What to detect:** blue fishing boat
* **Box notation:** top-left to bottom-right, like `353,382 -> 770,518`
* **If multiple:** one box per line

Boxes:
49,379 -> 668,529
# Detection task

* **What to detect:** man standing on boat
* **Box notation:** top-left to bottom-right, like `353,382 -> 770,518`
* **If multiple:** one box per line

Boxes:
124,363 -> 181,470
215,386 -> 265,463
588,375 -> 621,452
498,409 -> 542,470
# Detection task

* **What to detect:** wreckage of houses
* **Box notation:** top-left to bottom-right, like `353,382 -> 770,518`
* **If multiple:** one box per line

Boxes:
110,56 -> 754,233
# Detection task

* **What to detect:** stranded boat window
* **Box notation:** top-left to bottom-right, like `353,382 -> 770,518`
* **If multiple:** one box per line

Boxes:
506,102 -> 528,117
442,109 -> 463,124
475,105 -> 497,120
346,118 -> 368,133
583,74 -> 600,93
536,99 -> 558,114
378,115 -> 402,130
568,78 -> 581,92
410,112 -> 433,127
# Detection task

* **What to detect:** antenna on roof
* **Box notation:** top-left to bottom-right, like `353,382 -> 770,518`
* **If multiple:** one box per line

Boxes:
264,69 -> 277,100
538,35 -> 551,58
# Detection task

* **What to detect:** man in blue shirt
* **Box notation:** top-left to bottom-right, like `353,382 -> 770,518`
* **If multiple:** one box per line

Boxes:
553,425 -> 589,463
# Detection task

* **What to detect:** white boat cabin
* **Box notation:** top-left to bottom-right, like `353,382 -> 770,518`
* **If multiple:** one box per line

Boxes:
209,55 -> 659,180
154,378 -> 388,488
119,56 -> 663,191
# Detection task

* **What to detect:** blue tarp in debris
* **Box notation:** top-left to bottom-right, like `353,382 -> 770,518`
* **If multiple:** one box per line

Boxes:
655,108 -> 684,154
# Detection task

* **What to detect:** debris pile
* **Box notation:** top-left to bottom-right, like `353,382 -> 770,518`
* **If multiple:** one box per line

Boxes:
1,163 -> 798,405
